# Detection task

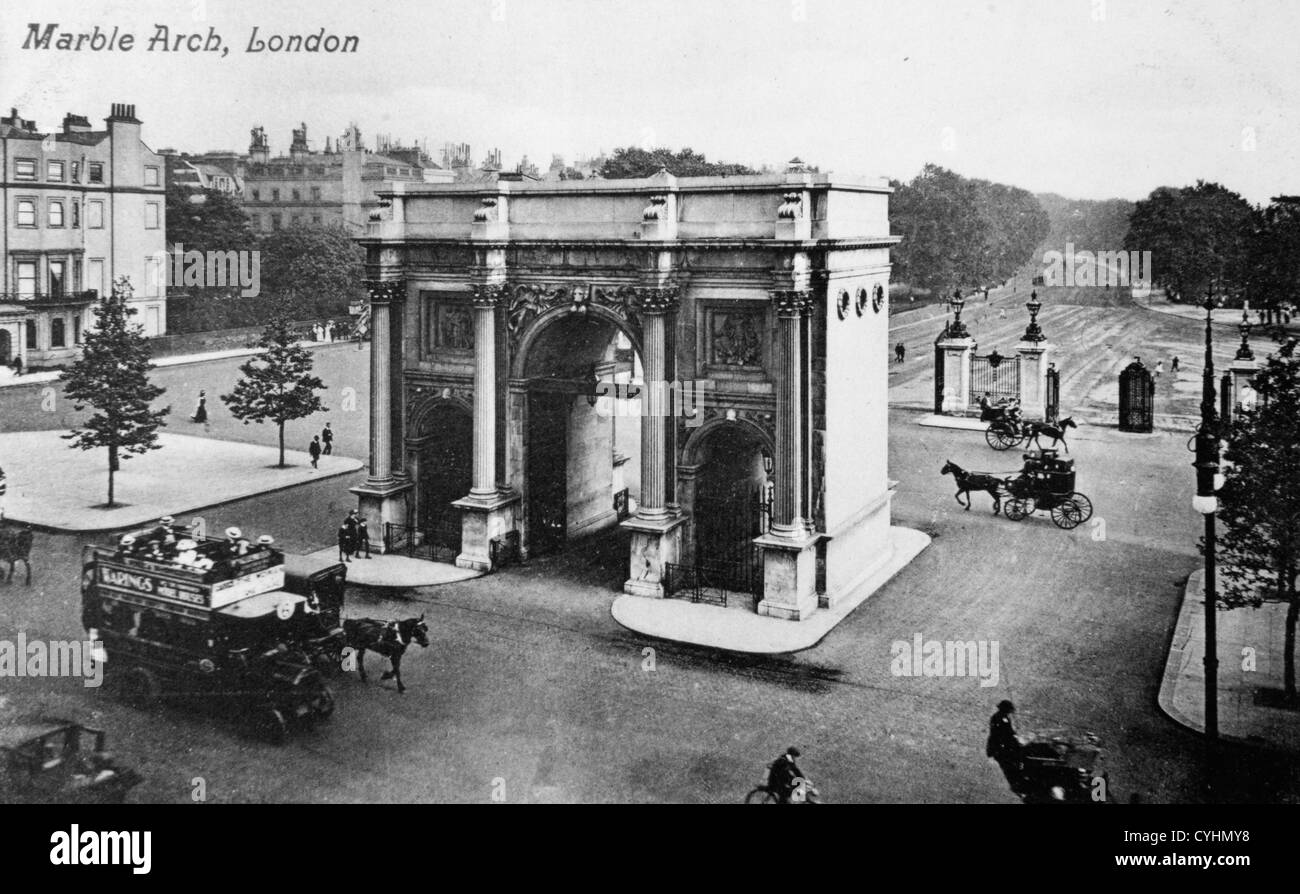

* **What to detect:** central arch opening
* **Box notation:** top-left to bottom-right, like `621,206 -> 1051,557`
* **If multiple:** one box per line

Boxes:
519,312 -> 643,558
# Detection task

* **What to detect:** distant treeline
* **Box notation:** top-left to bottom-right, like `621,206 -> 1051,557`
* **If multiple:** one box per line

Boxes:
1036,193 -> 1135,255
890,164 -> 1049,294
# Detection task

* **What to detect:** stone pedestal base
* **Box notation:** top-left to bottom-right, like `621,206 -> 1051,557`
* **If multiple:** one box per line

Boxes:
1227,360 -> 1259,421
937,337 -> 975,415
452,491 -> 520,571
1016,341 -> 1054,421
754,530 -> 823,621
622,514 -> 687,598
350,478 -> 413,554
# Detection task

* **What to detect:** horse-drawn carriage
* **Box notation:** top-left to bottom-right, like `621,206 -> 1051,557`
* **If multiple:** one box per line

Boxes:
1002,450 -> 1093,529
941,449 -> 1093,530
981,401 -> 1077,453
1017,729 -> 1110,804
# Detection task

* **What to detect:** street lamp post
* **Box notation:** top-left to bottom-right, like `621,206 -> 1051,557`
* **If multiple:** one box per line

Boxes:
1192,289 -> 1222,755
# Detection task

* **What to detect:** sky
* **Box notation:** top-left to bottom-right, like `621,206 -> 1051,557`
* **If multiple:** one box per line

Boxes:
3,0 -> 1299,204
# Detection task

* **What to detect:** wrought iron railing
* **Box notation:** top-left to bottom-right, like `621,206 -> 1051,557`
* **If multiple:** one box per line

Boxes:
0,290 -> 98,306
384,518 -> 461,565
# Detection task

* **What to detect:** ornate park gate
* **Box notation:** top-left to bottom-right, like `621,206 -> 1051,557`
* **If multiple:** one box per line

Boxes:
968,349 -> 1020,410
1118,359 -> 1154,432
1045,365 -> 1060,424
933,329 -> 946,414
666,485 -> 769,608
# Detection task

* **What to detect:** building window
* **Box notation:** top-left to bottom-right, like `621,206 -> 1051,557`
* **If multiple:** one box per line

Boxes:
51,318 -> 66,349
72,161 -> 80,182
292,189 -> 301,201
270,213 -> 282,230
291,215 -> 301,226
251,188 -> 260,201
16,262 -> 37,298
47,160 -> 66,182
26,320 -> 37,350
272,188 -> 280,201
49,261 -> 66,297
74,314 -> 82,344
14,158 -> 37,181
16,198 -> 37,228
311,214 -> 322,225
145,202 -> 160,229
87,200 -> 104,228
48,200 -> 65,228
71,201 -> 80,228
311,187 -> 321,201
89,162 -> 104,183
144,166 -> 160,186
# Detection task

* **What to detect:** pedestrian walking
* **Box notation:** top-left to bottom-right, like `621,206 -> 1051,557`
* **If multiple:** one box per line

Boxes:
190,390 -> 208,423
309,436 -> 322,469
356,519 -> 372,558
337,523 -> 355,563
1155,359 -> 1164,377
321,422 -> 334,456
999,307 -> 1007,320
986,700 -> 1025,795
1170,356 -> 1180,373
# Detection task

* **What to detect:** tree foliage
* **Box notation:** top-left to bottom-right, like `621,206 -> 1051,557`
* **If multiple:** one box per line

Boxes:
1245,196 -> 1300,315
1124,181 -> 1253,303
220,316 -> 328,467
600,146 -> 758,179
60,278 -> 170,506
165,187 -> 254,254
890,164 -> 1049,292
1216,341 -> 1300,699
258,224 -> 366,319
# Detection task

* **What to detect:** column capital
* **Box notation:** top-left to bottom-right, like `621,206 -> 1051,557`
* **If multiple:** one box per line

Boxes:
471,283 -> 508,308
771,288 -> 814,317
366,279 -> 405,304
635,286 -> 680,315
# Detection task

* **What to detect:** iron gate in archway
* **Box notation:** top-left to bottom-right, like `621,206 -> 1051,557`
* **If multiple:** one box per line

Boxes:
968,350 -> 1020,411
1118,359 -> 1154,432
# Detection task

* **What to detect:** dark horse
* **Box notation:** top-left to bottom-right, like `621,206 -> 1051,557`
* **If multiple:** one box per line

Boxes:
1024,416 -> 1077,454
0,523 -> 33,585
941,461 -> 1006,515
343,615 -> 429,694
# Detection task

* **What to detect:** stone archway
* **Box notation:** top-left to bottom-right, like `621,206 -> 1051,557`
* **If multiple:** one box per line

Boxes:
679,420 -> 773,581
509,307 -> 644,558
409,400 -> 473,530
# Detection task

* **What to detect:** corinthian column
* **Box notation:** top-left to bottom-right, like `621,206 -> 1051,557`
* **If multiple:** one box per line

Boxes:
366,280 -> 400,483
771,288 -> 811,539
634,286 -> 678,519
469,284 -> 503,497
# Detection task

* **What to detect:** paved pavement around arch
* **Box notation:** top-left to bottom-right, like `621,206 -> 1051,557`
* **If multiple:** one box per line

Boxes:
0,430 -> 362,532
1159,569 -> 1300,753
302,547 -> 482,588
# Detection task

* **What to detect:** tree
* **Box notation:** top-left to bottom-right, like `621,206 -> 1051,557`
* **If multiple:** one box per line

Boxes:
1246,196 -> 1300,323
165,187 -> 254,254
221,316 -> 328,467
1216,342 -> 1300,700
60,278 -> 170,506
1125,181 -> 1253,303
600,146 -> 758,179
258,224 -> 365,321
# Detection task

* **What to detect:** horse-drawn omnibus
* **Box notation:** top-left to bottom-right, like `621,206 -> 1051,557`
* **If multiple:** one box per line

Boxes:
81,532 -> 337,743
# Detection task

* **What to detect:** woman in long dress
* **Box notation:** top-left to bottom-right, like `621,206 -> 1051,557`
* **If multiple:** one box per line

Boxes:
191,390 -> 208,423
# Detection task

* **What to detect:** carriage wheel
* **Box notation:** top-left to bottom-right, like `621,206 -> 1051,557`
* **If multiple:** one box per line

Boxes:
745,787 -> 779,804
119,666 -> 161,709
1004,497 -> 1034,521
1070,493 -> 1094,525
255,708 -> 289,746
986,425 -> 1018,451
1050,496 -> 1086,530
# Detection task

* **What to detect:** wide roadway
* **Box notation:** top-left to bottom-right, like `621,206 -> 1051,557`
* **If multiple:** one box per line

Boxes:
4,401 -> 1296,803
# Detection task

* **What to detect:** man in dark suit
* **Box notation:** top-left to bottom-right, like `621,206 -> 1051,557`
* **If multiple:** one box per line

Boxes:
987,700 -> 1025,795
321,422 -> 334,456
309,436 -> 322,469
337,523 -> 355,563
766,747 -> 805,804
355,519 -> 372,558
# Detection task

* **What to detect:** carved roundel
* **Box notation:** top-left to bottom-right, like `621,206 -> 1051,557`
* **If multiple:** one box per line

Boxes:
836,289 -> 851,321
854,287 -> 868,317
871,283 -> 885,314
